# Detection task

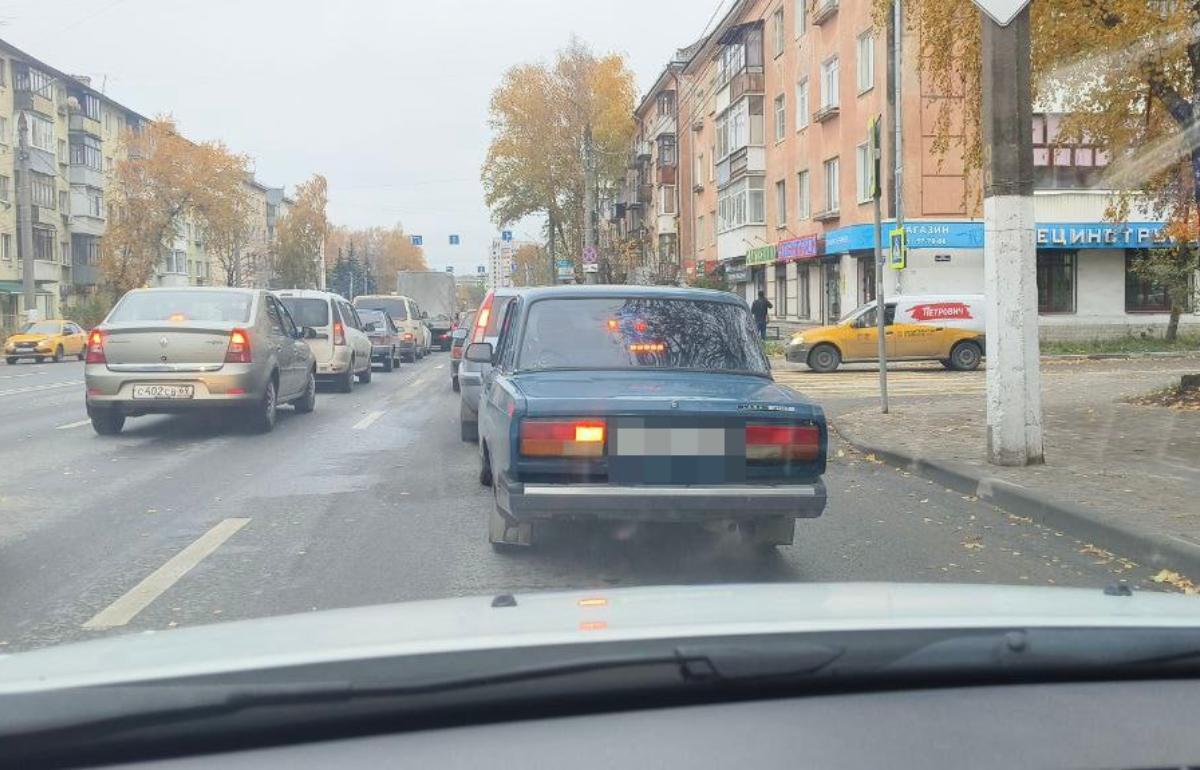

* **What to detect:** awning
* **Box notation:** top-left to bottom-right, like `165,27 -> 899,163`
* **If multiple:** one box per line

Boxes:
0,281 -> 25,294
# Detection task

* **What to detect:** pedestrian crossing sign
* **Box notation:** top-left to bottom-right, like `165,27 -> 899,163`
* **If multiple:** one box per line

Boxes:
889,227 -> 907,270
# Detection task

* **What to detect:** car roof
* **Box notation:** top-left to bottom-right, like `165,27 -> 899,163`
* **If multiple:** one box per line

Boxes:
127,286 -> 260,295
274,289 -> 348,302
515,284 -> 746,305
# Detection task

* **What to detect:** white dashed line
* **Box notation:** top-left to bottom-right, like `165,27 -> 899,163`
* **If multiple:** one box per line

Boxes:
352,410 -> 386,430
55,419 -> 92,430
0,380 -> 81,398
435,364 -> 445,369
82,518 -> 250,630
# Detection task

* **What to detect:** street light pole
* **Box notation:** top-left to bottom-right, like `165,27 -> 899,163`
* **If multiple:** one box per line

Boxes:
981,5 -> 1043,466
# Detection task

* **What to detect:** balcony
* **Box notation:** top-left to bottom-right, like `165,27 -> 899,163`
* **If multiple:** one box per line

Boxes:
34,259 -> 63,282
70,213 -> 105,237
651,113 -> 677,139
69,113 -> 102,136
813,104 -> 840,123
69,163 -> 105,189
656,164 -> 677,185
813,208 -> 841,222
730,66 -> 765,103
637,184 -> 653,205
812,0 -> 839,25
15,90 -> 55,116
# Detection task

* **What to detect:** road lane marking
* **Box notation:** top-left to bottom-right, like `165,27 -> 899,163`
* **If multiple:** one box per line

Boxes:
0,372 -> 39,381
82,518 -> 250,630
0,380 -> 81,397
352,410 -> 386,430
435,364 -> 445,369
55,419 -> 92,430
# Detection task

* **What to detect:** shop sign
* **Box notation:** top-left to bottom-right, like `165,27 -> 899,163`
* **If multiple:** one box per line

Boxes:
777,235 -> 819,262
1035,222 -> 1170,249
725,264 -> 751,282
745,244 -> 777,266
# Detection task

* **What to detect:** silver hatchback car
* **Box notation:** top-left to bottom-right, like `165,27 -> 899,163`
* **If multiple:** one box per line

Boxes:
85,288 -> 318,435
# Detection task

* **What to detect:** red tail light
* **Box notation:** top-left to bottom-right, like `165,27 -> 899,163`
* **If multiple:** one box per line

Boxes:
224,328 -> 252,364
520,419 -> 606,457
451,345 -> 464,361
472,292 -> 495,344
745,423 -> 821,462
402,332 -> 415,342
332,322 -> 346,346
85,330 -> 106,364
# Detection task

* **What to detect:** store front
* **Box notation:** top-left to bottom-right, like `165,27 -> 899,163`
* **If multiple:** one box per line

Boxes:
777,235 -> 820,323
745,244 -> 775,306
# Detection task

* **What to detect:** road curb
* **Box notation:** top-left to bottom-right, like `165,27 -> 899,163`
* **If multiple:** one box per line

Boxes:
770,350 -> 1199,368
831,420 -> 1200,577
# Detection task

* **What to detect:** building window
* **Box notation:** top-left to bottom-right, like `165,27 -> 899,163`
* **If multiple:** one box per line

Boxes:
165,250 -> 187,274
31,172 -> 55,208
71,135 -> 102,169
795,0 -> 807,35
1125,251 -> 1191,312
33,227 -> 54,261
0,116 -> 8,144
820,57 -> 840,109
60,240 -> 69,265
797,169 -> 811,219
659,185 -> 677,215
0,175 -> 8,202
798,267 -> 811,318
823,157 -> 840,213
858,254 -> 876,304
81,93 -> 101,120
775,272 -> 788,317
717,176 -> 766,232
697,214 -> 706,247
57,139 -> 67,163
695,151 -> 705,183
104,156 -> 113,173
658,233 -> 678,261
1036,251 -> 1076,313
656,90 -> 676,116
856,142 -> 872,202
775,179 -> 788,226
774,94 -> 786,141
0,60 -> 6,87
772,8 -> 785,57
87,188 -> 103,217
857,31 -> 875,93
795,79 -> 809,129
29,114 -> 55,152
59,190 -> 69,213
709,146 -> 716,180
15,65 -> 52,96
657,134 -> 677,166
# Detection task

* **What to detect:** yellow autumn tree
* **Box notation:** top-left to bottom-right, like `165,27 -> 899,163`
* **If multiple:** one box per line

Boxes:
273,174 -> 328,289
892,0 -> 1200,338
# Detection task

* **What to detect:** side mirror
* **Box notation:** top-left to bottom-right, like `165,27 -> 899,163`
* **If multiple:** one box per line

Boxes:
302,326 -> 318,340
464,342 -> 494,363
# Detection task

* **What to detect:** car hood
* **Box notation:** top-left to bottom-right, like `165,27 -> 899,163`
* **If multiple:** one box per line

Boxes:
5,333 -> 52,344
1,582 -> 1197,694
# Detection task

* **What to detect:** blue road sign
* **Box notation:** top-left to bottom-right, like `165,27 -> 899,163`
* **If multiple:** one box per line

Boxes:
501,230 -> 513,242
449,234 -> 460,245
410,235 -> 423,246
477,265 -> 486,274
445,266 -> 455,273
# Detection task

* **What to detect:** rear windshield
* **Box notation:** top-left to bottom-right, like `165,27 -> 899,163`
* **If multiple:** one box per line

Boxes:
279,297 -> 330,328
357,309 -> 387,328
354,297 -> 407,321
108,291 -> 253,323
516,297 -> 769,374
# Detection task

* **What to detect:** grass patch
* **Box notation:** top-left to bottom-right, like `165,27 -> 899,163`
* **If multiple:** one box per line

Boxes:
1124,384 -> 1200,411
763,340 -> 786,357
1041,334 -> 1200,356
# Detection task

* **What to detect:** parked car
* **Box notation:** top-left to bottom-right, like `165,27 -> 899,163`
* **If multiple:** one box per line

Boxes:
353,295 -> 431,362
277,290 -> 373,392
84,288 -> 317,435
785,294 -> 987,372
355,308 -> 403,372
449,309 -> 476,392
469,285 -> 828,550
458,288 -> 521,441
4,319 -> 88,364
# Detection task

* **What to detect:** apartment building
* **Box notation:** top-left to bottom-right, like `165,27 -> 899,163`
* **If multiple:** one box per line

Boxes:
640,0 -> 1198,339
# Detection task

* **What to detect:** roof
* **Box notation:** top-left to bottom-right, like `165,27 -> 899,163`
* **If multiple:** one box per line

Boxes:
516,284 -> 746,305
0,37 -> 150,123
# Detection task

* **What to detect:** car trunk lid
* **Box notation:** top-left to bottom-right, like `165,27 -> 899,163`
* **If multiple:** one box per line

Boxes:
100,322 -> 239,371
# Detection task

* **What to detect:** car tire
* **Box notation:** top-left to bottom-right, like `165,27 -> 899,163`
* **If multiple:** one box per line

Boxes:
479,443 -> 492,487
807,344 -> 841,373
461,402 -> 479,443
4,357 -> 15,365
357,360 -> 373,383
35,356 -> 45,364
52,345 -> 63,363
247,378 -> 278,433
938,358 -> 953,369
393,349 -> 402,368
90,411 -> 126,436
336,360 -> 354,393
381,352 -> 394,372
452,376 -> 460,393
949,340 -> 983,371
77,347 -> 86,361
293,368 -> 317,414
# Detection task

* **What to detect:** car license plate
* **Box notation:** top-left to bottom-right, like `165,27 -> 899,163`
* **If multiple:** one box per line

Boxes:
132,384 -> 194,400
614,427 -> 726,456
17,343 -> 35,349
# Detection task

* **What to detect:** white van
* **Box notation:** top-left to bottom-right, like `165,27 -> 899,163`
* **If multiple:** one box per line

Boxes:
277,290 -> 374,392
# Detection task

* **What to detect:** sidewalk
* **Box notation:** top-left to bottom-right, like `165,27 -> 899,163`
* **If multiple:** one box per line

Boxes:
828,359 -> 1200,576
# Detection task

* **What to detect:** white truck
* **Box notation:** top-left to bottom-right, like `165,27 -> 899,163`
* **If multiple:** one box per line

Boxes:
396,271 -> 459,351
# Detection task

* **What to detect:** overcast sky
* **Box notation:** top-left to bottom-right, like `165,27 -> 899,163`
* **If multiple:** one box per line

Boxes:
1,0 -> 725,273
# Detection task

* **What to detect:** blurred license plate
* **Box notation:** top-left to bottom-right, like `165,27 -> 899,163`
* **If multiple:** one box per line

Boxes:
132,384 -> 194,399
615,427 -> 726,456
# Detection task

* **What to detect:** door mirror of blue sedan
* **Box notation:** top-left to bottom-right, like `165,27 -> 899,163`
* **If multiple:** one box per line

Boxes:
464,342 -> 494,364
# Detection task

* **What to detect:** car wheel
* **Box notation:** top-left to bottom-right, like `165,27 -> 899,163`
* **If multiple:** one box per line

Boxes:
52,345 -> 63,363
452,376 -> 460,393
336,359 -> 354,393
479,443 -> 493,487
807,344 -> 841,373
90,411 -> 125,436
358,359 -> 373,383
949,340 -> 983,371
247,378 -> 278,433
4,357 -> 15,365
77,347 -> 86,361
381,352 -> 394,372
461,401 -> 478,443
938,358 -> 953,370
293,368 -> 317,414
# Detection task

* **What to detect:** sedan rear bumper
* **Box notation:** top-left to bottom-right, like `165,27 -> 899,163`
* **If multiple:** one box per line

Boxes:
497,475 -> 827,522
370,344 -> 393,361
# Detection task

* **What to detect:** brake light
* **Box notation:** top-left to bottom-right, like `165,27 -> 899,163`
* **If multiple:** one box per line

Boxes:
225,328 -> 252,364
451,345 -> 464,360
520,419 -> 606,457
85,330 -> 106,364
402,332 -> 415,342
332,322 -> 346,346
472,292 -> 495,344
745,423 -> 821,462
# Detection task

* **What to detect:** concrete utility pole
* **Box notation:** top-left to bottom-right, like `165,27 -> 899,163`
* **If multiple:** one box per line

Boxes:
17,113 -> 36,321
871,116 -> 889,414
583,123 -> 598,285
981,6 -> 1043,466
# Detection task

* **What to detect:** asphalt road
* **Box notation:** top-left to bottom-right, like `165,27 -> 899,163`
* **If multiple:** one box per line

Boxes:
0,354 -> 1178,653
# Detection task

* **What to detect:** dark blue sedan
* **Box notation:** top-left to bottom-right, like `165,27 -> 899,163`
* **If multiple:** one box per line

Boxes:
465,285 -> 828,551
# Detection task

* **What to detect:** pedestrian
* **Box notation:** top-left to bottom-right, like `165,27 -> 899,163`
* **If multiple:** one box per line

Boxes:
751,290 -> 773,339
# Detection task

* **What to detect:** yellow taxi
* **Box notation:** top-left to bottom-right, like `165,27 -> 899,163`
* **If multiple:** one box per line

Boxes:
785,295 -> 986,373
4,319 -> 89,364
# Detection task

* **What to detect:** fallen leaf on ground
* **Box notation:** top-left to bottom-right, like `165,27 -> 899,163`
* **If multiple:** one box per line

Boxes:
1079,544 -> 1114,560
962,536 -> 984,551
1151,569 -> 1200,594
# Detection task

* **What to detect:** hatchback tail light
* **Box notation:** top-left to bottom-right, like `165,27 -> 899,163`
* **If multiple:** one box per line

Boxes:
520,418 -> 606,457
224,328 -> 252,364
472,292 -> 495,344
402,332 -> 415,342
85,329 -> 107,364
332,322 -> 347,346
745,423 -> 821,462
